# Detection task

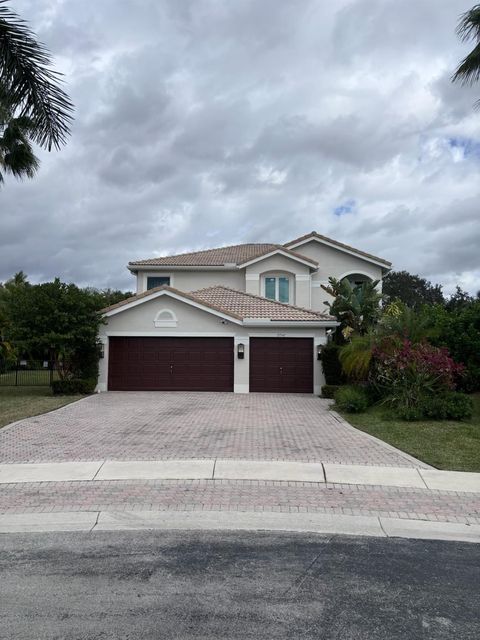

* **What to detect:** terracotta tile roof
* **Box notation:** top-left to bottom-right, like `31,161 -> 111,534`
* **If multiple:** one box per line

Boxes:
102,285 -> 335,323
191,286 -> 334,321
128,243 -> 317,268
101,285 -> 241,319
129,243 -> 277,267
284,231 -> 392,267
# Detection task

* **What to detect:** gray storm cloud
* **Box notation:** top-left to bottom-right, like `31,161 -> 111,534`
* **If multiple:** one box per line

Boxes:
1,0 -> 478,294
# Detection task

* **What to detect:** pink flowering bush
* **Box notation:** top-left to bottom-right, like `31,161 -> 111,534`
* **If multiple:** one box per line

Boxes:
371,339 -> 467,419
373,339 -> 464,390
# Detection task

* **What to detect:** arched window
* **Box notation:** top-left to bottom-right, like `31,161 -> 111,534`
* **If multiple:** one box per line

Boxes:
154,309 -> 177,328
340,272 -> 373,288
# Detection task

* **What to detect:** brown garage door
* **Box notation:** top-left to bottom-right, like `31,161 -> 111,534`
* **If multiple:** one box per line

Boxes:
250,337 -> 313,393
108,337 -> 234,391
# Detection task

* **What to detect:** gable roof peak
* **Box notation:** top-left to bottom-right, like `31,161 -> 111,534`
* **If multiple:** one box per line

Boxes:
284,231 -> 392,267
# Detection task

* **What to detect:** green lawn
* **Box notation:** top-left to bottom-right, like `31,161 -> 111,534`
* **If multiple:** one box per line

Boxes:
336,394 -> 480,472
0,387 -> 81,429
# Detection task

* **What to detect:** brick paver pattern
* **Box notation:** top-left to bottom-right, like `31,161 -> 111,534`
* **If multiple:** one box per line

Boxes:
0,392 -> 423,466
1,479 -> 479,524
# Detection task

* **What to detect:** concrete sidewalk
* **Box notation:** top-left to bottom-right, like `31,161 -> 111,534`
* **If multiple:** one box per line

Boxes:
1,459 -> 479,492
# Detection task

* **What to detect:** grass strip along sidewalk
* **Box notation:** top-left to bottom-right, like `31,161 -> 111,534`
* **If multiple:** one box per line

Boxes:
0,387 -> 80,429
338,394 -> 480,472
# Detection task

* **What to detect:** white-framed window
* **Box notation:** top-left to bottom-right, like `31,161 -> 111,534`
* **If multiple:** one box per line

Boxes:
264,275 -> 291,303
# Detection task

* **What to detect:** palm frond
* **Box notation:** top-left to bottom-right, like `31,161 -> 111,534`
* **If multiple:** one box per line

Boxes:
339,333 -> 375,380
0,0 -> 73,150
453,5 -> 480,85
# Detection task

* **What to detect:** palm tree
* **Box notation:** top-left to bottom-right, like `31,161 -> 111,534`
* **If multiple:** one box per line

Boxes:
0,86 -> 39,182
453,5 -> 480,93
0,0 -> 73,160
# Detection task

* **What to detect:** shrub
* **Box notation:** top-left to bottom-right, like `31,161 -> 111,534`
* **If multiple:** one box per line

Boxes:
52,378 -> 96,395
319,344 -> 346,385
423,392 -> 474,421
373,339 -> 464,393
371,338 -> 465,418
321,384 -> 341,399
425,301 -> 480,393
334,386 -> 369,413
394,392 -> 473,421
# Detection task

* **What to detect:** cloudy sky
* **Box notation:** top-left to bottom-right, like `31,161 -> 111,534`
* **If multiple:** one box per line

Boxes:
2,0 -> 479,293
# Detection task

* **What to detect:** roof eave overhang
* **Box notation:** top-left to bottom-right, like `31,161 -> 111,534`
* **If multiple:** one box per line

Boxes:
127,264 -> 240,273
242,319 -> 339,327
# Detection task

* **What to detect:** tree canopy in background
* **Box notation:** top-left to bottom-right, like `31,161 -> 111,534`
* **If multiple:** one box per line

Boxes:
383,270 -> 445,309
0,273 -> 132,378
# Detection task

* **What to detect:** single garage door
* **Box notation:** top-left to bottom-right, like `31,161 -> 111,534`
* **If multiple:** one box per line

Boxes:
249,337 -> 313,393
108,337 -> 234,391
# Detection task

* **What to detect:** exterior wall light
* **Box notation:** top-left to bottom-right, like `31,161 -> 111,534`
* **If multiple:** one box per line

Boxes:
237,343 -> 245,359
317,344 -> 322,360
98,343 -> 105,359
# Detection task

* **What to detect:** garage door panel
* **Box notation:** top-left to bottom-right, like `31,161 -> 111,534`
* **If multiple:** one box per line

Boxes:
250,337 -> 313,393
108,337 -> 234,392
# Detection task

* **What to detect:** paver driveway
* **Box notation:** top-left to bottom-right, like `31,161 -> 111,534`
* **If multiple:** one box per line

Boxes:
0,392 -> 423,467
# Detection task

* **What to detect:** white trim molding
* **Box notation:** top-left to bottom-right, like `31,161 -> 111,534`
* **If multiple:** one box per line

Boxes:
338,270 -> 375,282
295,274 -> 311,281
245,273 -> 260,281
104,331 -> 236,337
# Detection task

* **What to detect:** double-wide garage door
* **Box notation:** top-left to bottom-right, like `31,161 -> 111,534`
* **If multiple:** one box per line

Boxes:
108,336 -> 313,393
108,337 -> 234,392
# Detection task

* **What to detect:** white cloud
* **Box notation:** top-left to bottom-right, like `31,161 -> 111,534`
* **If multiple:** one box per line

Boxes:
1,0 -> 479,296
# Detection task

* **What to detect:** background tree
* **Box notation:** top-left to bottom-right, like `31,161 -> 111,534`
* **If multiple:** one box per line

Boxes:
453,4 -> 480,102
383,270 -> 444,309
445,285 -> 480,311
84,287 -> 134,309
3,278 -> 103,380
0,0 -> 73,183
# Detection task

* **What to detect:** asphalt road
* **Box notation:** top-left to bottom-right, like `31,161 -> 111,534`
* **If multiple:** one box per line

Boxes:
1,530 -> 479,639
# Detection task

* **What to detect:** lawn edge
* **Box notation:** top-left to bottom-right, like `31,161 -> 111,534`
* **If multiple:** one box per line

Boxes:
329,407 -> 435,470
0,393 -> 95,432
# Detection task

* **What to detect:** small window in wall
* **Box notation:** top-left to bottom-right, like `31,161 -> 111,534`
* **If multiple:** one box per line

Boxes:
147,276 -> 170,290
265,276 -> 290,303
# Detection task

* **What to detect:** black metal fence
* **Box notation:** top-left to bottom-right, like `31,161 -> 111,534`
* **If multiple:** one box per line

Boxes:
0,360 -> 59,386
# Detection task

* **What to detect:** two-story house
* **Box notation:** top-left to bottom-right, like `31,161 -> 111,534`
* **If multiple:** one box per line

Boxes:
97,231 -> 391,394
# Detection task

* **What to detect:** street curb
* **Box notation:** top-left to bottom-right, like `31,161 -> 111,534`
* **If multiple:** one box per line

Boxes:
2,459 -> 479,492
1,510 -> 480,543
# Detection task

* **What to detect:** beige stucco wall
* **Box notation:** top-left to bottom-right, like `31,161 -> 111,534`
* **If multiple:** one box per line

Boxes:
97,293 -> 327,393
292,240 -> 385,313
135,270 -> 245,294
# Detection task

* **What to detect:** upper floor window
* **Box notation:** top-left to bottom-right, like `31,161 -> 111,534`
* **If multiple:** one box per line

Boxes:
265,276 -> 290,303
147,276 -> 170,290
